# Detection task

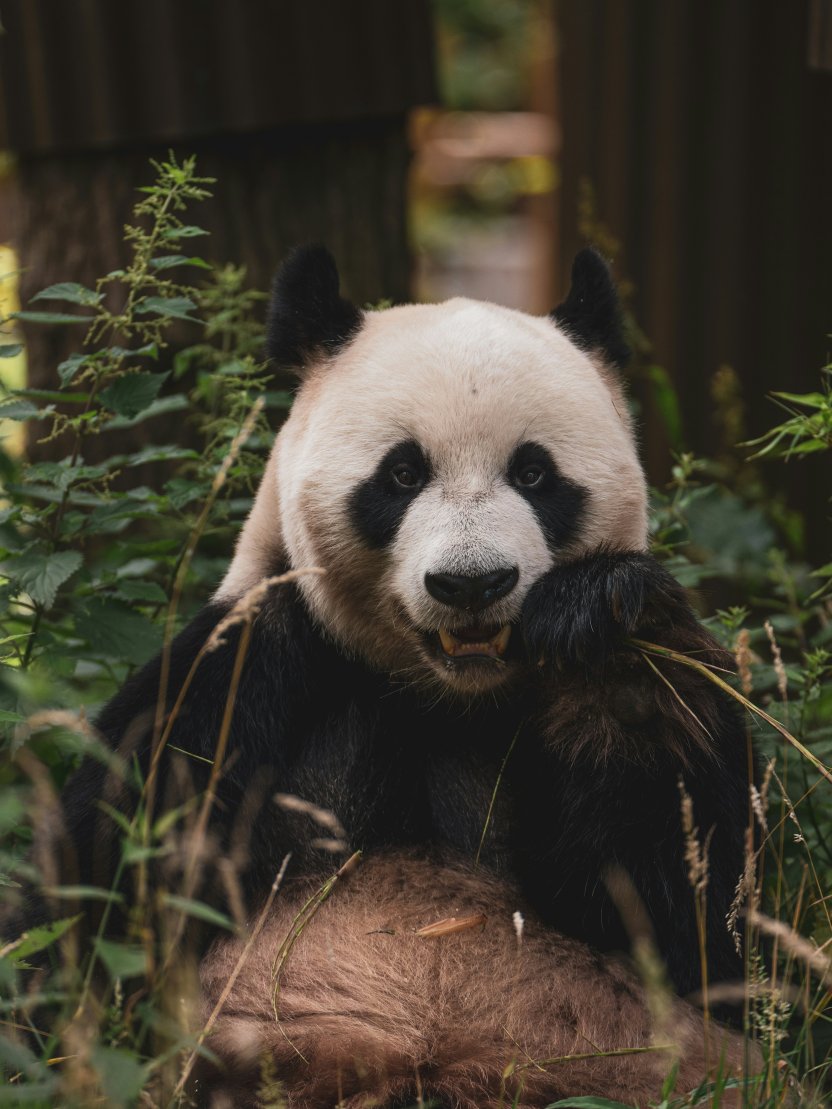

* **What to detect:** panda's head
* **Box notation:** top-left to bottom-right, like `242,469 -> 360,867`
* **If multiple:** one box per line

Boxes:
217,246 -> 648,695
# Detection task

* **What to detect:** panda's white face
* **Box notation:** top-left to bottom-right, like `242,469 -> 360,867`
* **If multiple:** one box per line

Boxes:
221,295 -> 648,696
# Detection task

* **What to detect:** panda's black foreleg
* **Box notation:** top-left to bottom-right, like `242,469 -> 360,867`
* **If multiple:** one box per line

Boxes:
13,589 -> 390,947
517,549 -> 755,999
521,549 -> 697,666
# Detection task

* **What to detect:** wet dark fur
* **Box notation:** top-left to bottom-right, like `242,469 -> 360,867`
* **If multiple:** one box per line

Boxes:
195,854 -> 751,1109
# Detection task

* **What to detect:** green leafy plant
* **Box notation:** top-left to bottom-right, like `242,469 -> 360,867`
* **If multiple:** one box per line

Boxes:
0,154 -> 830,1106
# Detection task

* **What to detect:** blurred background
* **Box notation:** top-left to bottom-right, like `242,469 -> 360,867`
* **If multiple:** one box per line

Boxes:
0,0 -> 829,557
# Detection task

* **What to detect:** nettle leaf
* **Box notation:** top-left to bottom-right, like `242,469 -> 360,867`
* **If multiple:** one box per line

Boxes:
103,393 -> 189,430
85,491 -> 160,534
75,598 -> 162,665
0,398 -> 54,421
0,343 -> 23,359
95,938 -> 147,980
26,460 -> 110,493
115,580 -> 168,604
135,295 -> 199,322
14,550 -> 83,608
106,341 -> 159,361
91,1046 -> 148,1104
161,224 -> 209,240
57,351 -> 91,387
11,309 -> 91,325
31,281 -> 103,307
164,477 -> 205,510
99,371 -> 169,418
123,443 -> 198,467
150,253 -> 211,271
8,915 -> 83,962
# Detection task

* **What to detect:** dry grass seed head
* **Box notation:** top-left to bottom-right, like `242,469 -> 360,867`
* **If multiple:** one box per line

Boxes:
678,779 -> 711,895
733,627 -> 754,697
764,619 -> 789,705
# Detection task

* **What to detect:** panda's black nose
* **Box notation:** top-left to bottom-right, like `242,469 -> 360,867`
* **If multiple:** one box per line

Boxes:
424,567 -> 519,611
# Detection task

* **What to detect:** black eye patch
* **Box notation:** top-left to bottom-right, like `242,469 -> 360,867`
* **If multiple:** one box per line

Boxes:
508,441 -> 587,552
349,439 -> 430,548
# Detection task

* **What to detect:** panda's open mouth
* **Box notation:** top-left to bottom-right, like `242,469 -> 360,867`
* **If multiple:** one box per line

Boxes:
436,624 -> 512,662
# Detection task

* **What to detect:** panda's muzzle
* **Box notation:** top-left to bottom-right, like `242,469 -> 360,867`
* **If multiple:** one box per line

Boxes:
422,567 -> 517,666
424,567 -> 518,611
437,624 -> 512,661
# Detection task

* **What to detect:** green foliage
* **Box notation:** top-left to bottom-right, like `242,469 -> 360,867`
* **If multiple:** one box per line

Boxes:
0,153 -> 829,1105
0,155 -> 276,714
0,155 -> 283,1105
433,0 -> 539,111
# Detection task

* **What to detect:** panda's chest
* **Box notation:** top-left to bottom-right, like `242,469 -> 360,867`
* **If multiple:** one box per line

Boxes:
383,695 -> 525,866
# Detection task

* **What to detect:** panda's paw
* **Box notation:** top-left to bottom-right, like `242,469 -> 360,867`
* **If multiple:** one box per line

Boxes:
521,550 -> 689,667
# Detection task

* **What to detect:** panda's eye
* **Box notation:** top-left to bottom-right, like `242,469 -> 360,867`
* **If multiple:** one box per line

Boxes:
391,463 -> 421,490
515,464 -> 545,489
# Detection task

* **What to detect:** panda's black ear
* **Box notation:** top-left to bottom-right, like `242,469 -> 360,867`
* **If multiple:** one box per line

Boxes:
267,245 -> 363,372
551,248 -> 630,369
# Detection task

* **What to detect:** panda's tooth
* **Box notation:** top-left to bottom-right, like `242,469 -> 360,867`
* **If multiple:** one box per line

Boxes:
437,625 -> 511,659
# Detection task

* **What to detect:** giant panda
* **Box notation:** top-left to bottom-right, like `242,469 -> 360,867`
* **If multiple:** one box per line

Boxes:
42,246 -> 753,1104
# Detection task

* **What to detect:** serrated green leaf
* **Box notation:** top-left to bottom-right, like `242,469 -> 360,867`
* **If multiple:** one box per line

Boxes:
0,399 -> 51,421
0,1035 -> 38,1076
26,460 -> 110,493
123,443 -> 197,467
105,341 -> 159,360
103,393 -> 189,430
11,310 -> 90,325
161,224 -> 209,240
161,894 -> 235,930
135,295 -> 198,321
95,938 -> 147,980
92,1046 -> 148,1104
14,550 -> 83,608
0,343 -> 23,358
75,598 -> 162,665
116,580 -> 168,604
7,914 -> 82,962
31,281 -> 103,307
85,499 -> 158,536
150,253 -> 211,271
57,351 -> 90,387
99,371 -> 169,418
163,477 -> 204,510
0,1079 -> 58,1103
